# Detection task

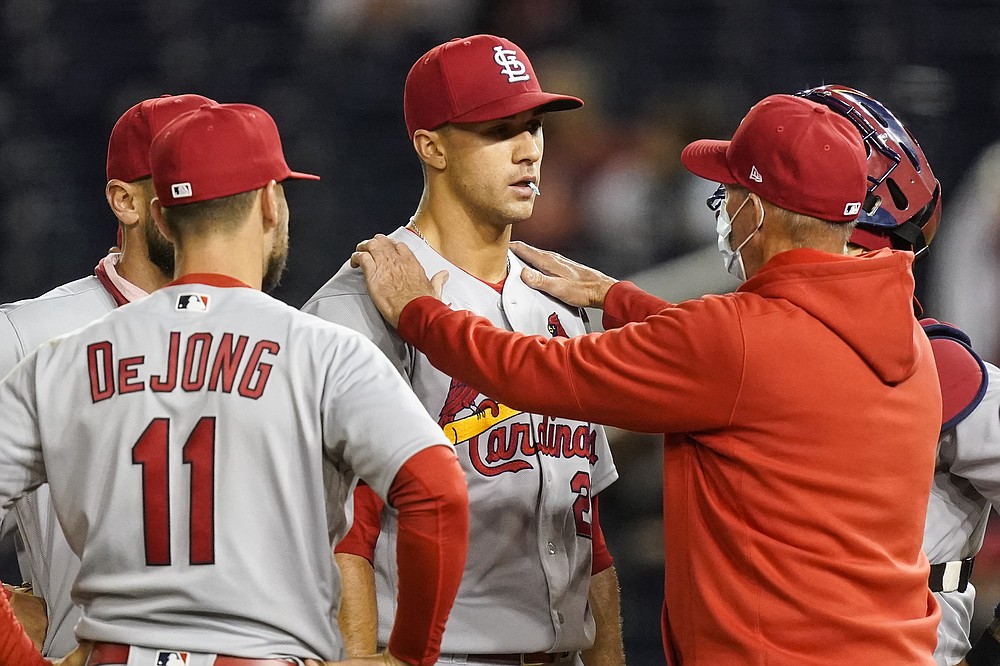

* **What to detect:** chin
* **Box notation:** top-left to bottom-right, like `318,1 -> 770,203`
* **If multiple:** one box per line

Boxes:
503,202 -> 535,224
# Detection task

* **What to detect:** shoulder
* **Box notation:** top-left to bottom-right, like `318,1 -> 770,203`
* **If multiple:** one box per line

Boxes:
304,260 -> 368,307
0,276 -> 113,355
921,318 -> 989,431
0,275 -> 108,320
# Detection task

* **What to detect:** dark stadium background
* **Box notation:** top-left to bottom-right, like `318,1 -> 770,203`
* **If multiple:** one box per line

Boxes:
2,1 -> 1000,662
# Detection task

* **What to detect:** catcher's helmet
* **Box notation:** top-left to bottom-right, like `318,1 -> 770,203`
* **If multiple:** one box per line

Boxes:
796,84 -> 941,257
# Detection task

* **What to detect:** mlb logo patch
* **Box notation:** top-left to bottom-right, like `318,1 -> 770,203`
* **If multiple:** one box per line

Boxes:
843,201 -> 862,216
155,652 -> 189,666
171,182 -> 193,199
176,293 -> 210,312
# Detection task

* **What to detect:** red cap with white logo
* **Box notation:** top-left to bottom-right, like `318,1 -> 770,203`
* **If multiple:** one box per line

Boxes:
150,103 -> 319,208
403,34 -> 583,139
681,94 -> 868,223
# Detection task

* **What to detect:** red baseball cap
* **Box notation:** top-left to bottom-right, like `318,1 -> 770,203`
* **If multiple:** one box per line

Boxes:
681,94 -> 868,223
403,34 -> 583,139
150,103 -> 320,208
106,94 -> 218,182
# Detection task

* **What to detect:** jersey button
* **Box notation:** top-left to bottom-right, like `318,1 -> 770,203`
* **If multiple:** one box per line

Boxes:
557,611 -> 565,624
547,542 -> 556,554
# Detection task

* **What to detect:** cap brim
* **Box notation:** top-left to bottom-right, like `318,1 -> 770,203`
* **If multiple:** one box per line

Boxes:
451,91 -> 584,124
680,139 -> 735,183
287,170 -> 321,181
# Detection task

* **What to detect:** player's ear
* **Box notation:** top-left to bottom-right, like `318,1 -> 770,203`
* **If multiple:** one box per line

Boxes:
413,129 -> 447,171
149,197 -> 175,244
106,179 -> 144,228
260,181 -> 281,232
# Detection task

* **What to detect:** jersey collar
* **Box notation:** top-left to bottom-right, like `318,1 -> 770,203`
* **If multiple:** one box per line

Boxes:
94,253 -> 149,307
167,273 -> 254,289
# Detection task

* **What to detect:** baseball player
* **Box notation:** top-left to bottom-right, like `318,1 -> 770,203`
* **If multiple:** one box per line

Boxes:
351,93 -> 943,664
0,103 -> 469,666
799,85 -> 1000,666
303,35 -> 622,666
0,93 -> 216,657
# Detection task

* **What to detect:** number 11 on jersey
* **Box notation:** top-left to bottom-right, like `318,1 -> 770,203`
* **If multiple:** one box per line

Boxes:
132,417 -> 217,566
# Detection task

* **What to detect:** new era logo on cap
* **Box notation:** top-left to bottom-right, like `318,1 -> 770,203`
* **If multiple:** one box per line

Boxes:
171,182 -> 192,199
844,202 -> 862,216
749,166 -> 763,183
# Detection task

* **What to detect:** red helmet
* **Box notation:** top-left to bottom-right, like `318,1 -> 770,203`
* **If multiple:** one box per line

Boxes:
796,85 -> 941,258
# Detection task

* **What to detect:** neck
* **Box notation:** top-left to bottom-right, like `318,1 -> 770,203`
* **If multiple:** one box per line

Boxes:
116,239 -> 172,293
411,193 -> 512,283
172,233 -> 264,291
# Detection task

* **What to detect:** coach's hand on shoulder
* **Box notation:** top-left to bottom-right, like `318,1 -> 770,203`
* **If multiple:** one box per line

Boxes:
511,241 -> 618,309
352,235 -> 448,329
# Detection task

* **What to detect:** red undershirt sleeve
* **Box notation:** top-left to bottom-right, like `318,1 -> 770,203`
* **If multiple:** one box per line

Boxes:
0,585 -> 48,666
384,446 -> 469,666
335,482 -> 385,562
590,495 -> 613,575
602,281 -> 673,330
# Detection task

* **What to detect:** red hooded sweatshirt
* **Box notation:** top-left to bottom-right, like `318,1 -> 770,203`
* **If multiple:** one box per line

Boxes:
397,247 -> 940,665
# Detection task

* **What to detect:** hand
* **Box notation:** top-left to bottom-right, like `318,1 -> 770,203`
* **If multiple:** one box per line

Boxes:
510,241 -> 618,309
306,649 -> 411,665
351,235 -> 448,328
51,642 -> 92,666
5,584 -> 47,650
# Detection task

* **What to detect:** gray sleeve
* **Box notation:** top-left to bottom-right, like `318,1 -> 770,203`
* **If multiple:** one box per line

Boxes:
0,351 -> 46,515
303,275 -> 412,383
321,331 -> 450,502
0,311 -> 26,381
944,363 -> 1000,505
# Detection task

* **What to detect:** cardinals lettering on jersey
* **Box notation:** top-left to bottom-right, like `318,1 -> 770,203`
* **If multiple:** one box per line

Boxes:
437,377 -> 598,477
87,332 -> 280,402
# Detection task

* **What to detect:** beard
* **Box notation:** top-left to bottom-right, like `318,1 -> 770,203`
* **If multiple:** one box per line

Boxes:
143,218 -> 175,278
262,225 -> 288,293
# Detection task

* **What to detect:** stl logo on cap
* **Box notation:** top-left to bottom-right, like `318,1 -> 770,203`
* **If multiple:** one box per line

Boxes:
493,45 -> 530,83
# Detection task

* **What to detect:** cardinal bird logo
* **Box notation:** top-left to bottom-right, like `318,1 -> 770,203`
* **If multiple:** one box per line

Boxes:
438,377 -> 480,427
547,312 -> 568,337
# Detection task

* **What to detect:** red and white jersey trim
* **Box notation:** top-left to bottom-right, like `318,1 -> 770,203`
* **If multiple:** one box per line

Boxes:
94,254 -> 149,306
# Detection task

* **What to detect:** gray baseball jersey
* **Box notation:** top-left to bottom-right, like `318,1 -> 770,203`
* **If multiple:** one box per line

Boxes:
303,227 -> 618,655
0,257 -> 132,657
925,361 -> 1000,665
0,277 -> 450,659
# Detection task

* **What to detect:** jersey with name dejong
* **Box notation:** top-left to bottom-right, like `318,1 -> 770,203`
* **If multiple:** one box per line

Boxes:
303,227 -> 618,655
0,278 -> 449,659
0,258 -> 133,658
